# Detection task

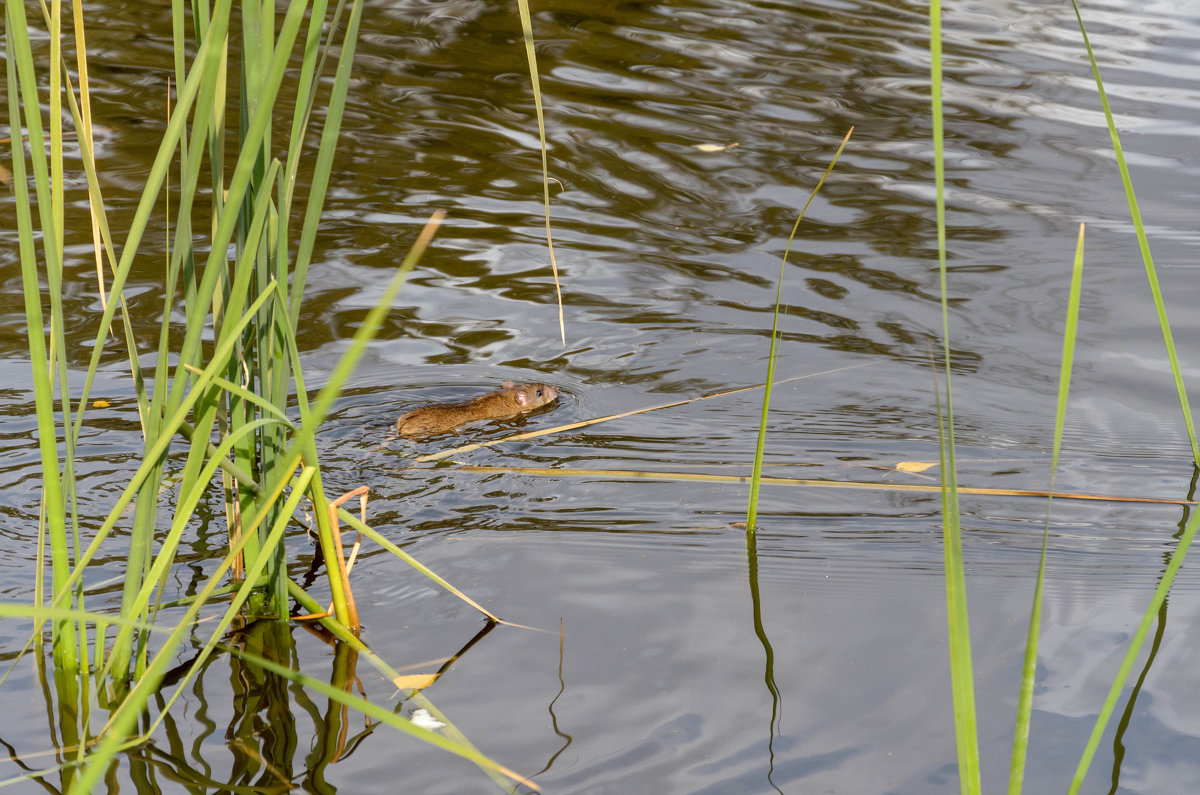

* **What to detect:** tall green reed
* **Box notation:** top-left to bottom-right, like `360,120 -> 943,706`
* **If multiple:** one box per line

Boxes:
928,3 -> 980,791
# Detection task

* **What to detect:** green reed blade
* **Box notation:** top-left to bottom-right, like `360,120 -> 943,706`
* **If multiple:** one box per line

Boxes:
281,212 -> 443,627
1068,0 -> 1198,465
73,463 -> 311,794
73,4 -> 236,667
165,0 -> 306,418
112,12 -> 277,668
930,1 -> 980,791
39,6 -> 80,563
153,2 -> 225,424
276,0 -> 339,287
0,604 -> 173,635
225,647 -> 535,790
242,0 -> 358,604
54,12 -> 153,436
1067,506 -> 1200,793
162,2 -> 309,619
287,0 -> 363,331
1008,224 -> 1085,793
745,129 -> 852,531
36,3 -> 88,615
6,0 -> 80,672
282,574 -> 502,782
190,371 -> 297,429
516,0 -> 566,345
1060,4 -> 1200,790
97,416 -> 288,685
24,283 -> 280,648
144,463 -> 316,739
205,156 -> 281,589
69,0 -> 233,437
335,510 -> 500,623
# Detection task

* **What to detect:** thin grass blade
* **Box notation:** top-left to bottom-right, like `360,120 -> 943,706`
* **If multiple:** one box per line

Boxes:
1008,223 -> 1085,793
745,128 -> 853,530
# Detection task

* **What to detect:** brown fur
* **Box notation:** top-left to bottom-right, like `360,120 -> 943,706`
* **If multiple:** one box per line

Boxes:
396,380 -> 558,437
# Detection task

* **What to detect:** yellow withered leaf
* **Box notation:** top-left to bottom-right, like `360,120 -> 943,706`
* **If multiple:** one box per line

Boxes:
392,673 -> 438,690
896,461 -> 937,473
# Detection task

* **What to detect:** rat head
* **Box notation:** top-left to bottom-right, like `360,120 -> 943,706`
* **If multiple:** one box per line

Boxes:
502,380 -> 558,409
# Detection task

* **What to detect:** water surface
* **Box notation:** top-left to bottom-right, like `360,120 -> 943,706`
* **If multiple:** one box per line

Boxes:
3,0 -> 1200,791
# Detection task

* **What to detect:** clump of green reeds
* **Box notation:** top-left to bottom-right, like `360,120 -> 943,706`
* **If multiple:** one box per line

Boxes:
6,1 -> 528,791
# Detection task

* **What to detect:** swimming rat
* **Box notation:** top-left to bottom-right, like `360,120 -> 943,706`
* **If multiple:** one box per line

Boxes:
396,380 -> 559,437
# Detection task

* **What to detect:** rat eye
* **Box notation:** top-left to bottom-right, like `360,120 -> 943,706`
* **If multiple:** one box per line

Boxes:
535,389 -> 544,397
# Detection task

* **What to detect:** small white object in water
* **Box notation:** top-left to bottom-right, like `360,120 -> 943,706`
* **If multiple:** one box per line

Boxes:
411,708 -> 445,730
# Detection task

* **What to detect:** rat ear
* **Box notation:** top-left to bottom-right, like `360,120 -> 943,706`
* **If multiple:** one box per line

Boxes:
502,380 -> 516,389
515,389 -> 528,406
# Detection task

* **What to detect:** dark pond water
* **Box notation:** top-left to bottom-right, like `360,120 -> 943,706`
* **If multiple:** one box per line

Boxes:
4,0 -> 1200,791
